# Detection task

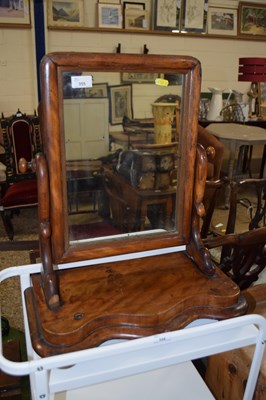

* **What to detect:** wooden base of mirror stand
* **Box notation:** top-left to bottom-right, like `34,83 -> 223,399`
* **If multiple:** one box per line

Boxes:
24,251 -> 247,357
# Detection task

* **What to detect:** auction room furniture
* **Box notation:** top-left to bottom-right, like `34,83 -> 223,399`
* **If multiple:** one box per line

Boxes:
205,284 -> 266,400
0,110 -> 42,240
207,123 -> 266,206
104,167 -> 175,231
0,277 -> 265,400
197,124 -> 225,238
66,159 -> 103,214
204,178 -> 266,290
1,52 -> 261,399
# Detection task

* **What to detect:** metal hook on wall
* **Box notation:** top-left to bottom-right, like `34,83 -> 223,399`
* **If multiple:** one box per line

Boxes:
116,43 -> 149,54
143,44 -> 149,54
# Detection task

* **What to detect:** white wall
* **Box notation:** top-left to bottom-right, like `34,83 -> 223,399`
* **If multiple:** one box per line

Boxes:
0,0 -> 265,116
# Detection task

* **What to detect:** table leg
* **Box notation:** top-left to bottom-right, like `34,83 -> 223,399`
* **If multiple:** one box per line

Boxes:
224,140 -> 238,208
260,144 -> 266,178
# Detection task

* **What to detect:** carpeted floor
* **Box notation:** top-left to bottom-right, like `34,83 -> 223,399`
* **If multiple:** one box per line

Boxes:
0,207 -> 39,332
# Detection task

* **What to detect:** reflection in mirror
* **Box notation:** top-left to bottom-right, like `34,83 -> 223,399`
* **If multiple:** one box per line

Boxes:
62,71 -> 183,246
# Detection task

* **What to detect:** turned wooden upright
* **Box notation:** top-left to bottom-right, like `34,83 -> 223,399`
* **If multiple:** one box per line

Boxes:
24,52 -> 247,357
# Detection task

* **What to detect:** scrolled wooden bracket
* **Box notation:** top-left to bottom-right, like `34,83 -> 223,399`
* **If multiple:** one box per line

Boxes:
36,152 -> 60,309
187,144 -> 216,276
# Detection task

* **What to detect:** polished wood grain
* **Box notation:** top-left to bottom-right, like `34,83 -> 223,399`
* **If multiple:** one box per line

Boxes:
25,251 -> 246,357
24,52 -> 247,357
204,178 -> 266,290
39,53 -> 201,266
205,284 -> 266,400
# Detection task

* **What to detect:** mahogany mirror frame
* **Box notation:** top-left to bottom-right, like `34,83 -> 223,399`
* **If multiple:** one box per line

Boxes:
39,52 -> 201,265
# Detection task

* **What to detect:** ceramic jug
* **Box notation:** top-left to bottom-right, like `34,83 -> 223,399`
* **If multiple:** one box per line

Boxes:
207,88 -> 231,121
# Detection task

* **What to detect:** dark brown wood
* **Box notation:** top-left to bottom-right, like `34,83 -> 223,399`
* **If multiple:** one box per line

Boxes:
204,178 -> 266,289
104,157 -> 176,231
39,53 -> 201,265
205,284 -> 266,400
187,144 -> 215,275
24,52 -> 247,357
0,341 -> 22,399
36,152 -> 60,308
0,240 -> 39,252
200,177 -> 230,239
25,251 -> 246,357
0,110 -> 41,240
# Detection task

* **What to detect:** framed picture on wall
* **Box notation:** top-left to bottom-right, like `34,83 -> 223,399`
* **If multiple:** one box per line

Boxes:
47,0 -> 84,27
238,2 -> 266,38
98,3 -> 122,28
181,0 -> 208,33
84,83 -> 108,98
124,8 -> 149,30
154,0 -> 180,31
123,2 -> 145,10
0,0 -> 31,28
259,82 -> 266,119
207,7 -> 237,36
98,0 -> 121,3
121,72 -> 158,83
108,84 -> 133,125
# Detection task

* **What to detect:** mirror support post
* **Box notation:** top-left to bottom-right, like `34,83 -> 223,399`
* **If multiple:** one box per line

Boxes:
187,144 -> 216,275
36,153 -> 60,309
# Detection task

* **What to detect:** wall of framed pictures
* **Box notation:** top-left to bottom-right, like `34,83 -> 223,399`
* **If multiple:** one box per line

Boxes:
0,0 -> 266,119
46,0 -> 266,41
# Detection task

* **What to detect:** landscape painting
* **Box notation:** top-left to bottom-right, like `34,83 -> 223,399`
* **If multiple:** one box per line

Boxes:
48,0 -> 84,27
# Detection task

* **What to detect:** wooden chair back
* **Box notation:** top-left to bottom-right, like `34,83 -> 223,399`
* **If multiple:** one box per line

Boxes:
0,110 -> 42,183
204,178 -> 266,289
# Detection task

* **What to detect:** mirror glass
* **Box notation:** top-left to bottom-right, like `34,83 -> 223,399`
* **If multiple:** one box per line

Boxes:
61,70 -> 184,246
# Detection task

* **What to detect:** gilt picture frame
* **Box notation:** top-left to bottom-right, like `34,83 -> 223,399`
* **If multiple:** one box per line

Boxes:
207,7 -> 237,36
98,3 -> 122,28
123,2 -> 145,10
47,0 -> 84,28
181,0 -> 208,33
154,0 -> 180,31
84,83 -> 108,98
121,72 -> 158,83
124,8 -> 148,29
238,2 -> 266,38
259,82 -> 266,119
0,0 -> 31,27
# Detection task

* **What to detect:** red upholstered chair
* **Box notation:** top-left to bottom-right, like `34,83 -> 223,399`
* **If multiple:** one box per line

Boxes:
0,110 -> 42,240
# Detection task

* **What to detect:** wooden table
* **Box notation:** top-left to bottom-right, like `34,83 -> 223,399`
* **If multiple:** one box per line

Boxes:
66,160 -> 102,214
207,123 -> 266,206
104,168 -> 175,231
110,130 -> 154,150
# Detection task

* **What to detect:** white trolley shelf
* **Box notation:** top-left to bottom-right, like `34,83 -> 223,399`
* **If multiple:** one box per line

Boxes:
0,261 -> 266,400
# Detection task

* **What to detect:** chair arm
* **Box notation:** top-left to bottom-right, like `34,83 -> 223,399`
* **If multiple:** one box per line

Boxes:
203,226 -> 266,250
